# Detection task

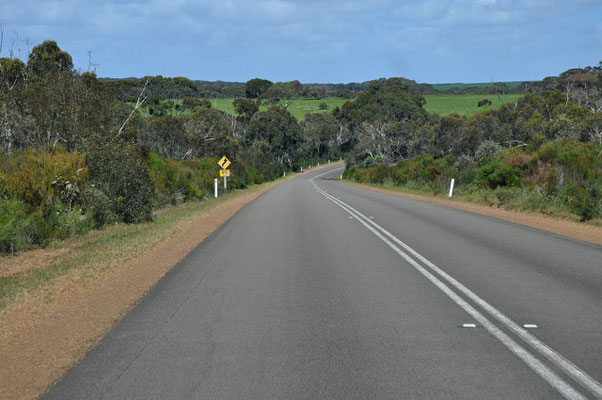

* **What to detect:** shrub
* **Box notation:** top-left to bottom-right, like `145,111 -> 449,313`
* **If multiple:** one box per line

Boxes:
50,204 -> 95,240
475,141 -> 502,164
80,185 -> 117,228
573,184 -> 601,221
0,148 -> 88,215
391,165 -> 411,185
458,164 -> 479,185
538,140 -> 599,179
0,200 -> 39,253
474,161 -> 522,189
453,154 -> 474,171
85,140 -> 154,223
495,187 -> 522,204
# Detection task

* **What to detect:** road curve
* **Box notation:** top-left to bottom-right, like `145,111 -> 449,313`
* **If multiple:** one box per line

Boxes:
40,165 -> 602,400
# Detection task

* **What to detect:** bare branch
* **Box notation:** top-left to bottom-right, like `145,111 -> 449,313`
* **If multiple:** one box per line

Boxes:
87,50 -> 100,73
500,139 -> 528,148
117,78 -> 150,137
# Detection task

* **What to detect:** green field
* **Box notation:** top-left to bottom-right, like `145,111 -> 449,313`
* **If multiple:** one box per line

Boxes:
140,94 -> 522,120
210,97 -> 349,120
423,94 -> 521,117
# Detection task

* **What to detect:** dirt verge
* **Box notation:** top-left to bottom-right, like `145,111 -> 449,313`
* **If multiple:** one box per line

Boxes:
343,181 -> 602,246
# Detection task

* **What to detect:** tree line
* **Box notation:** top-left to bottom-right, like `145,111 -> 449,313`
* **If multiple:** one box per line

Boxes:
0,39 -> 599,254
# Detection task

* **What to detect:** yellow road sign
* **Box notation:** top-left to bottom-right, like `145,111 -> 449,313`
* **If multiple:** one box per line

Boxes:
220,169 -> 230,177
218,156 -> 231,169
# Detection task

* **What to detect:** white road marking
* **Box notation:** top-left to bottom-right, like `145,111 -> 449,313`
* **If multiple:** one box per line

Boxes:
462,323 -> 477,328
310,168 -> 601,400
524,324 -> 539,329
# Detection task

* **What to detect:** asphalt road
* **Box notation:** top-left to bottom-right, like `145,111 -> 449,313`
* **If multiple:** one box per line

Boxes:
41,165 -> 602,400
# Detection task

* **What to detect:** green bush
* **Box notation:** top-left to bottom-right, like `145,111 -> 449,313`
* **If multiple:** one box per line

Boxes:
573,184 -> 601,221
391,165 -> 411,185
474,161 -> 522,189
495,187 -> 522,204
0,148 -> 88,215
475,141 -> 502,164
50,202 -> 95,240
538,140 -> 599,179
80,185 -> 117,228
85,140 -> 154,223
0,200 -> 39,253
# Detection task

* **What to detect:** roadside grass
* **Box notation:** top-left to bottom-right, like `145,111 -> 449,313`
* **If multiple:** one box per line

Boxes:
0,179 -> 284,310
423,94 -> 521,117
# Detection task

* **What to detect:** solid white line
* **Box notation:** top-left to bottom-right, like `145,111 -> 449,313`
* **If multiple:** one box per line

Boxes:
309,171 -> 599,399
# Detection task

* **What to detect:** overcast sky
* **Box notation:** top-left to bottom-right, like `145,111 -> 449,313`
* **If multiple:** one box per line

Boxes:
0,0 -> 600,83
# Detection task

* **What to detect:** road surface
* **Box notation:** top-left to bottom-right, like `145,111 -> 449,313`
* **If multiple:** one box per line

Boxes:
41,165 -> 602,399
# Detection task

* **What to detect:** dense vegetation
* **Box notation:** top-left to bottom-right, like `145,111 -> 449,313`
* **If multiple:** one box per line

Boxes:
0,39 -> 600,254
0,41 -> 339,253
342,70 -> 602,222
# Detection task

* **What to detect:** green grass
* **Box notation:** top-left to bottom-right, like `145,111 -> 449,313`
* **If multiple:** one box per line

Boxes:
211,97 -> 349,121
423,94 -> 521,117
284,98 -> 349,120
0,179 -> 285,310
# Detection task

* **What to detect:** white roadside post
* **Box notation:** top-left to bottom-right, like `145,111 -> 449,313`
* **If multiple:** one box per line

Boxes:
214,179 -> 218,198
224,174 -> 227,191
283,171 -> 286,177
300,166 -> 303,171
449,178 -> 455,197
